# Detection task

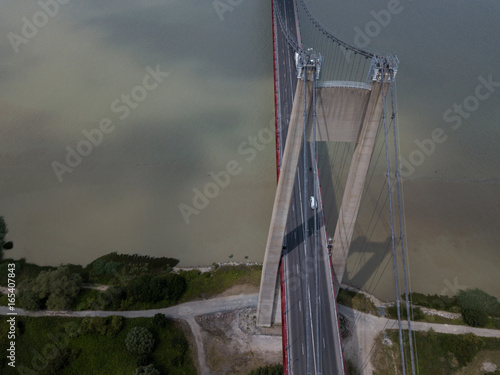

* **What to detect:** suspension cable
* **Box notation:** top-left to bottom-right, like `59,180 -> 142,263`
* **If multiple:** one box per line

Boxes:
297,0 -> 374,58
381,71 -> 407,375
390,76 -> 417,375
302,67 -> 313,375
312,66 -> 322,375
393,78 -> 420,374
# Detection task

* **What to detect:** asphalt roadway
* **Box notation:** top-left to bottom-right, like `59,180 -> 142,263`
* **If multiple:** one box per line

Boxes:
281,139 -> 345,374
274,0 -> 345,373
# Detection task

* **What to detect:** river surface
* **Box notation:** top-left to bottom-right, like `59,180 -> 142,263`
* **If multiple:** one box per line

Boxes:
0,0 -> 499,301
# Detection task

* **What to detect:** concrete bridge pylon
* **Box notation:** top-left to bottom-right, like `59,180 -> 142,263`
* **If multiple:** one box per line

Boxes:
257,79 -> 310,327
257,77 -> 389,327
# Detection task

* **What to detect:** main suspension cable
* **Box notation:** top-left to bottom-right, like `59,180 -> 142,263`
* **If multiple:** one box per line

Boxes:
381,72 -> 407,375
390,76 -> 417,375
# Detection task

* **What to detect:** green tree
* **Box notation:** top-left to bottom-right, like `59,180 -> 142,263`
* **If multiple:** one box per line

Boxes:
165,273 -> 187,301
439,332 -> 484,366
17,284 -> 43,311
101,285 -> 126,310
134,364 -> 160,375
457,288 -> 500,317
78,316 -> 108,335
0,216 -> 7,258
462,308 -> 489,327
91,259 -> 121,277
126,327 -> 155,355
127,275 -> 167,303
77,315 -> 124,337
18,266 -> 82,310
152,313 -> 167,328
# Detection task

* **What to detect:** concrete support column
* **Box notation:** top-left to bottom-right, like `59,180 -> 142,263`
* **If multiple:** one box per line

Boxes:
257,80 -> 311,327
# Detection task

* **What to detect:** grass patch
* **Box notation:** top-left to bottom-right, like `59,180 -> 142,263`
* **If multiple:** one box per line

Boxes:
179,264 -> 262,302
373,329 -> 500,374
0,316 -> 196,374
337,288 -> 378,315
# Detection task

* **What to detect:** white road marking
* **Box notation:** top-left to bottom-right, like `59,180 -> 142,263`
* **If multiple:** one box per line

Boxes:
308,288 -> 318,374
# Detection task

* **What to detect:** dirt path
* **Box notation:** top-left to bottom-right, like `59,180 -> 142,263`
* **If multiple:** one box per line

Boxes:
0,293 -> 259,319
185,317 -> 210,375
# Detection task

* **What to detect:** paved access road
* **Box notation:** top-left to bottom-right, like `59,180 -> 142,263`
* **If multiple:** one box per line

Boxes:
0,294 -> 259,319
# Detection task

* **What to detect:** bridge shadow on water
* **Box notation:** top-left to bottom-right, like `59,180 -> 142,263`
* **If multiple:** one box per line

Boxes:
317,142 -> 340,230
344,235 -> 392,294
314,142 -> 394,294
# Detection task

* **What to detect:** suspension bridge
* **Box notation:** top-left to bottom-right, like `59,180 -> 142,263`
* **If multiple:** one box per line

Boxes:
257,1 -> 416,374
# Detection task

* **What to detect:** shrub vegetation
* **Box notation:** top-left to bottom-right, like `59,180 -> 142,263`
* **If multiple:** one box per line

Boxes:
457,288 -> 500,317
461,308 -> 489,327
18,266 -> 82,310
126,327 -> 155,355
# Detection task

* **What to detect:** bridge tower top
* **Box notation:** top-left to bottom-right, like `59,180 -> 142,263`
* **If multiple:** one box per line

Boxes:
294,48 -> 322,79
369,55 -> 400,82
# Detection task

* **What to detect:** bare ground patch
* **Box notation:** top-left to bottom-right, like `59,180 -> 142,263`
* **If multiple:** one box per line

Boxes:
197,310 -> 282,374
218,284 -> 260,297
